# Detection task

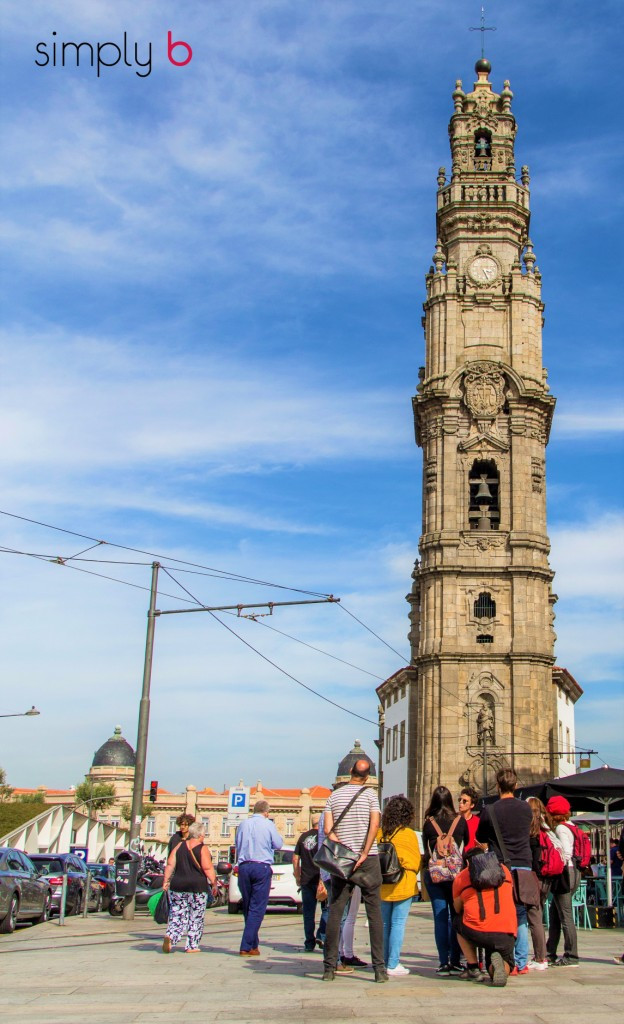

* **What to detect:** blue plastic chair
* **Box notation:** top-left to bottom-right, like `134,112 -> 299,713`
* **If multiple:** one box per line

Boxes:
572,882 -> 591,929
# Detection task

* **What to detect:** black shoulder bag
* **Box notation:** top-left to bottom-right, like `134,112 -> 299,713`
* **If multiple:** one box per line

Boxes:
314,787 -> 368,881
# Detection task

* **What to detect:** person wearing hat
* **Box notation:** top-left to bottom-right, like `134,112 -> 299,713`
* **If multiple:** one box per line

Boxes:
545,796 -> 580,967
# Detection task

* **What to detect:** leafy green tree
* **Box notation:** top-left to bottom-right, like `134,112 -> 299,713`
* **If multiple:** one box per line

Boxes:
74,780 -> 116,814
120,802 -> 153,822
0,766 -> 14,803
16,792 -> 46,804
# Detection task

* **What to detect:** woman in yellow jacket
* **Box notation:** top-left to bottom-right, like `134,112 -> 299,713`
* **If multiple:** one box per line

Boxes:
376,795 -> 421,976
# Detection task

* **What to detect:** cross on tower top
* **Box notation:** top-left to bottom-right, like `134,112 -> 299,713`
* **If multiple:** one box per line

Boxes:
469,5 -> 496,59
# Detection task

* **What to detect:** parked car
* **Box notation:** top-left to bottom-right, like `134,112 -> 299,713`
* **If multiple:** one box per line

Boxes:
0,847 -> 53,932
29,853 -> 99,916
87,863 -> 115,911
228,846 -> 302,914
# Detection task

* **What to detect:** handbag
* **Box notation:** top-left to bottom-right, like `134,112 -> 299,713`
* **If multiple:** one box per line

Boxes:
316,879 -> 328,901
153,889 -> 170,925
489,805 -> 540,908
313,787 -> 368,880
378,828 -> 405,885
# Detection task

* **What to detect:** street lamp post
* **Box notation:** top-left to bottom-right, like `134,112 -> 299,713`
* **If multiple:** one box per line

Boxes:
0,707 -> 41,718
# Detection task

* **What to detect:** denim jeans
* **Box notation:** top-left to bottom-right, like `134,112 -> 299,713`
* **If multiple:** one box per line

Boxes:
424,871 -> 462,967
515,901 -> 529,969
381,897 -> 412,968
301,881 -> 318,949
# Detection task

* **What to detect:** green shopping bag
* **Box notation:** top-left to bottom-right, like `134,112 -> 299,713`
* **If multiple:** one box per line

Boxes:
147,889 -> 169,923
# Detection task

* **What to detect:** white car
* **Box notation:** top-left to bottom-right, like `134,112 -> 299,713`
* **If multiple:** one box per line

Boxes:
227,845 -> 302,914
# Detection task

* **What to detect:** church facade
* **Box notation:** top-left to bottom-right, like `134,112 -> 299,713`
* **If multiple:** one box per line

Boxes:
378,60 -> 581,818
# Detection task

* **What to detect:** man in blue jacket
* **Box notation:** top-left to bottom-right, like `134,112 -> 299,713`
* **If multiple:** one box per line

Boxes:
235,800 -> 284,955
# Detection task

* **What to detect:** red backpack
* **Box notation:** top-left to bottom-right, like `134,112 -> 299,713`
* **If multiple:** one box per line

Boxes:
537,829 -> 565,878
564,822 -> 592,869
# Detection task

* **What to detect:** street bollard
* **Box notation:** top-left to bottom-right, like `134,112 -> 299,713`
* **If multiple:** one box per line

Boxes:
83,870 -> 91,918
58,871 -> 68,926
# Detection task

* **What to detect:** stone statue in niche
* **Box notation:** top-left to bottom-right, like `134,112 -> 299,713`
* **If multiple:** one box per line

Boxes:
476,701 -> 495,744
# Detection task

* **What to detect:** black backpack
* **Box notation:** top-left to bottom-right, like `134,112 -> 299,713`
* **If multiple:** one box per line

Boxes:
467,849 -> 505,921
378,829 -> 404,885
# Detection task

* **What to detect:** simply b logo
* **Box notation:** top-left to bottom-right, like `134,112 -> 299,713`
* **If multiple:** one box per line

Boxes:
35,31 -> 193,78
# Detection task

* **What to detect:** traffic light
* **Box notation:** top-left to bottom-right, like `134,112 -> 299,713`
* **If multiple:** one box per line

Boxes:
149,780 -> 158,803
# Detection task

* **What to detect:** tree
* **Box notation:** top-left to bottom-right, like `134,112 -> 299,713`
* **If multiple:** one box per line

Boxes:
0,766 -> 14,803
74,780 -> 116,814
15,792 -> 46,804
120,802 -> 153,822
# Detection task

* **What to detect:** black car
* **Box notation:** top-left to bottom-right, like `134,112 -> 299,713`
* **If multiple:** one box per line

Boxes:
87,863 -> 115,910
29,853 -> 98,916
0,847 -> 53,932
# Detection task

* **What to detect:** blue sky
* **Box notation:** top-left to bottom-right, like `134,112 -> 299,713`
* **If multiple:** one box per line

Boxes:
1,1 -> 622,793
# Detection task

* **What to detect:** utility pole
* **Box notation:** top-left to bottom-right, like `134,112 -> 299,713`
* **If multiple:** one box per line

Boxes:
482,729 -> 488,798
121,563 -> 338,920
124,560 -> 159,920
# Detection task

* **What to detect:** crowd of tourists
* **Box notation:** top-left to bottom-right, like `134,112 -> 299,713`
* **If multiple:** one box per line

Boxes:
156,761 -> 622,984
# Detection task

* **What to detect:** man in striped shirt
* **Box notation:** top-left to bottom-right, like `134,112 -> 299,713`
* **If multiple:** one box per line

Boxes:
322,760 -> 387,982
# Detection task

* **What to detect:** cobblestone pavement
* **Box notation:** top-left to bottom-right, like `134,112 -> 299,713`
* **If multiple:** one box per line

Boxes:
1,902 -> 622,1024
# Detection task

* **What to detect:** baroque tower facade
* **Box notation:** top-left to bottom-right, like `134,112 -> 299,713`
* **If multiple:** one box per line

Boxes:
408,59 -> 558,818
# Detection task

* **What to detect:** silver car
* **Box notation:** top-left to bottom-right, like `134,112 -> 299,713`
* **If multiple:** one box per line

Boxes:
0,847 -> 53,933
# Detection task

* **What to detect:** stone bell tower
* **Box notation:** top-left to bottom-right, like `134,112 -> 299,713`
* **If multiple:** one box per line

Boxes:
408,59 -> 558,818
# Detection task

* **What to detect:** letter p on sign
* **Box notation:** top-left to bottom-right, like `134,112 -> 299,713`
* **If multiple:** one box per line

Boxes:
168,31 -> 192,66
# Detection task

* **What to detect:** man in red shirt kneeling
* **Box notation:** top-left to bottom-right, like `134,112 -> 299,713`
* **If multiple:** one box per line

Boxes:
452,848 -> 517,987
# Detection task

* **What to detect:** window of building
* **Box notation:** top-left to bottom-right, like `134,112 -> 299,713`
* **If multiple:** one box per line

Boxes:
399,720 -> 406,758
474,592 -> 496,619
201,816 -> 210,833
469,460 -> 500,530
558,720 -> 563,755
393,690 -> 398,704
476,634 -> 494,644
145,816 -> 156,837
108,819 -> 120,828
566,727 -> 571,763
168,816 -> 177,836
392,724 -> 398,760
385,728 -> 391,764
286,819 -> 294,838
400,685 -> 406,699
221,817 -> 231,837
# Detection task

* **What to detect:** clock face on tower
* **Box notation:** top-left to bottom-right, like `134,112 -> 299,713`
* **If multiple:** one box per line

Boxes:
468,255 -> 499,285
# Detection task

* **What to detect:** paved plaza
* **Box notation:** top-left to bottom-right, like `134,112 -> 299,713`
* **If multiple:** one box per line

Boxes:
1,902 -> 622,1024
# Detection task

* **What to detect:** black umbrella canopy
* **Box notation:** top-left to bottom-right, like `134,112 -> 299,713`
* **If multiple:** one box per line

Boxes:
484,766 -> 624,812
537,766 -> 624,812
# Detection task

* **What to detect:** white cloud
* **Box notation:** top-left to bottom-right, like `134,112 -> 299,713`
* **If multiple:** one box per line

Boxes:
0,330 -> 411,481
552,410 -> 624,438
550,513 -> 624,602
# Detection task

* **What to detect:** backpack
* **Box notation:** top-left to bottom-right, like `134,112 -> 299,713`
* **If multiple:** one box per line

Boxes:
467,850 -> 505,921
378,829 -> 404,885
564,822 -> 592,869
537,829 -> 565,878
427,815 -> 463,883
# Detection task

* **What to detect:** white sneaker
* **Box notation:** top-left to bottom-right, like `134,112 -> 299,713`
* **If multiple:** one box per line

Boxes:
527,960 -> 549,971
387,964 -> 410,976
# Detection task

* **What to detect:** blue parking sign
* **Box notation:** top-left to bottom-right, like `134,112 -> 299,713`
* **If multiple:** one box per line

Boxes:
228,787 -> 250,815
